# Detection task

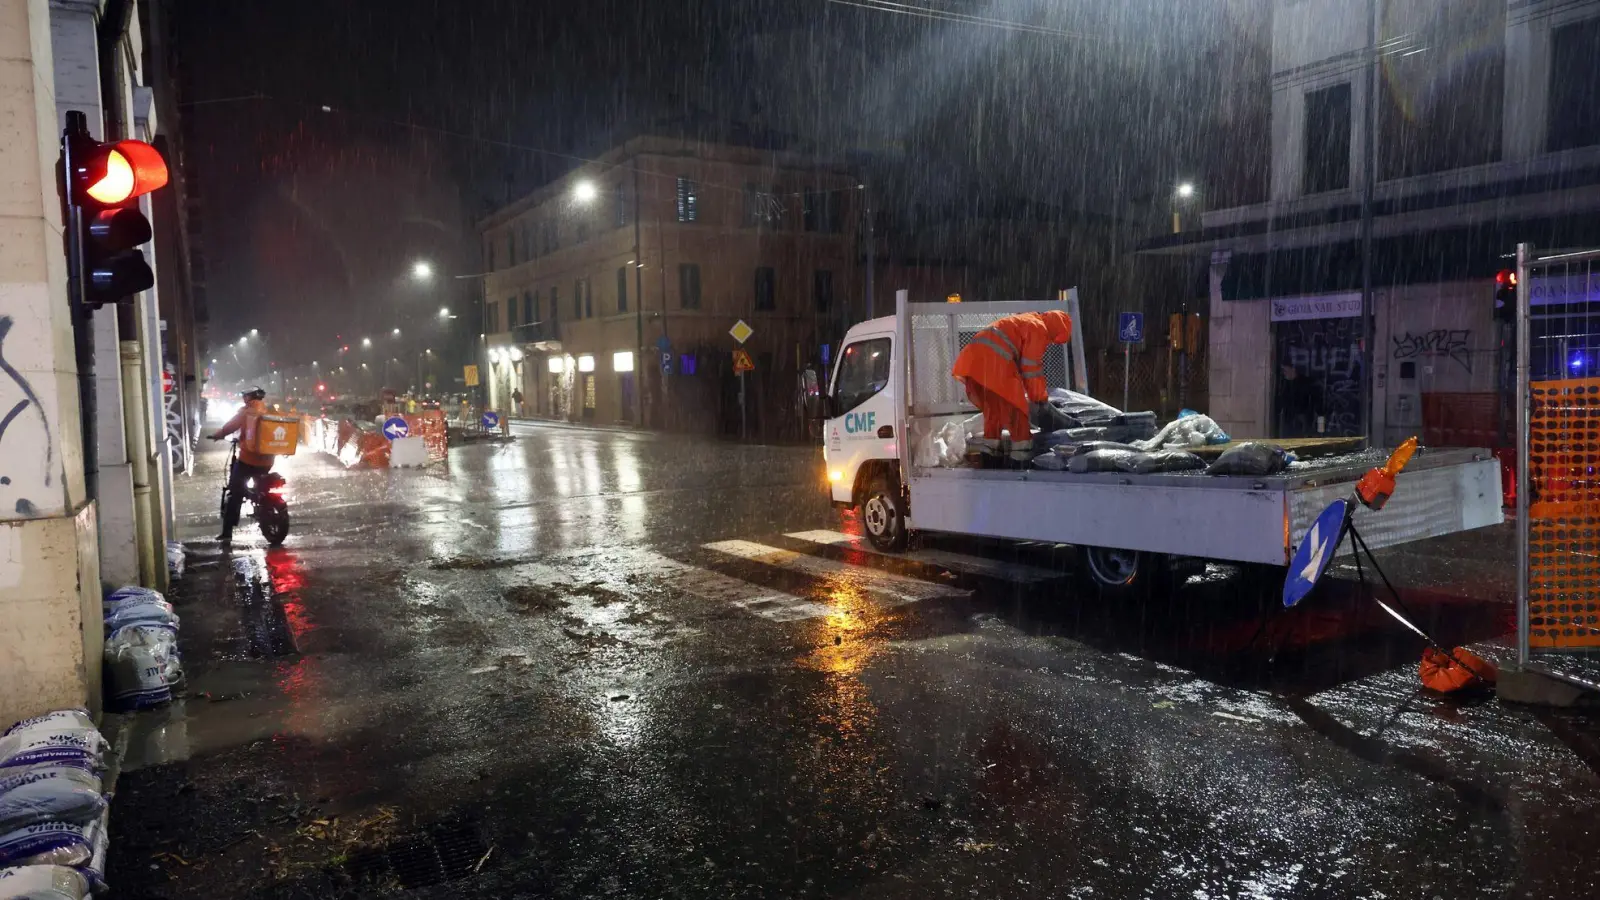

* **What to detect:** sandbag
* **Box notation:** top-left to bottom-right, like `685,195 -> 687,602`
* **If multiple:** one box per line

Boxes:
1420,647 -> 1497,694
1045,388 -> 1121,421
1132,412 -> 1230,451
0,865 -> 89,900
102,598 -> 178,633
1067,448 -> 1206,475
1057,441 -> 1142,458
1031,452 -> 1066,471
0,814 -> 105,876
166,542 -> 186,579
104,625 -> 177,711
0,714 -> 92,742
1206,441 -> 1292,477
0,768 -> 105,833
0,726 -> 106,775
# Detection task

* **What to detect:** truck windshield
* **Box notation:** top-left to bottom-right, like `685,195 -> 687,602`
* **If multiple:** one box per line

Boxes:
833,338 -> 890,412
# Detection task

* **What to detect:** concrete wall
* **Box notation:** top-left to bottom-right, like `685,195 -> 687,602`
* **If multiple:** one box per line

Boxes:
1373,279 -> 1498,445
1206,255 -> 1273,438
1,0 -> 103,726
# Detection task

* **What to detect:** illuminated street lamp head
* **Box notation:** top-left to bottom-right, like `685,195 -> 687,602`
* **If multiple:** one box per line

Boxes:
1175,181 -> 1196,200
573,180 -> 598,203
361,337 -> 372,348
237,336 -> 247,346
438,306 -> 450,318
249,328 -> 259,336
392,327 -> 401,337
412,260 -> 433,280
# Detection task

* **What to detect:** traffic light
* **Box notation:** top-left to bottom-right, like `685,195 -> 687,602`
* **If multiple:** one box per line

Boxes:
59,110 -> 168,310
1494,269 -> 1517,323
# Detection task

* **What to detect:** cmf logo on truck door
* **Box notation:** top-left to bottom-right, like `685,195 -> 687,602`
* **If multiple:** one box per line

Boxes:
843,411 -> 876,435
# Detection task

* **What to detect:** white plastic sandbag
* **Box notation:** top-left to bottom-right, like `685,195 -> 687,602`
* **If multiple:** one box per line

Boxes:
104,625 -> 177,711
0,814 -> 105,875
0,768 -> 105,833
166,542 -> 186,579
0,714 -> 93,742
0,724 -> 106,775
1132,412 -> 1230,451
0,865 -> 89,900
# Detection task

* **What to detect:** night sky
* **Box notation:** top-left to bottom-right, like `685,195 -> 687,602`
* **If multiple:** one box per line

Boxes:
173,0 -> 1268,370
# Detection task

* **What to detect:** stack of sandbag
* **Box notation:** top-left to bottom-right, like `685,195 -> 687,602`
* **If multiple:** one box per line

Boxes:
1036,390 -> 1159,446
0,710 -> 110,896
102,587 -> 183,712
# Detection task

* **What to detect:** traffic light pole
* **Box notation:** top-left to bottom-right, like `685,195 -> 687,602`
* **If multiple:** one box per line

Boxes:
62,111 -> 99,503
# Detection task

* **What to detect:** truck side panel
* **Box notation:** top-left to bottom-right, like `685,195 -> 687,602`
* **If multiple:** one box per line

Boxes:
907,474 -> 1289,565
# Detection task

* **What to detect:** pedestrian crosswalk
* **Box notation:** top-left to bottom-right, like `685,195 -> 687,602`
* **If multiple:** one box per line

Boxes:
782,530 -> 1067,585
704,539 -> 973,607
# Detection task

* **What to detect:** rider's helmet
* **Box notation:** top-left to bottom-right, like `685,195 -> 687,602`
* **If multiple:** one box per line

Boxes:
242,386 -> 266,401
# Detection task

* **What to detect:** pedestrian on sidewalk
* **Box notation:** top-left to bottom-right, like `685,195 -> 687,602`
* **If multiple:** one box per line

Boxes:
512,388 -> 525,417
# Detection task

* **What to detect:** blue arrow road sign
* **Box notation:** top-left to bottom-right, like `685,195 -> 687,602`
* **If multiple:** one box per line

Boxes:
1118,312 -> 1144,343
382,416 -> 409,440
481,411 -> 500,430
1284,498 -> 1351,608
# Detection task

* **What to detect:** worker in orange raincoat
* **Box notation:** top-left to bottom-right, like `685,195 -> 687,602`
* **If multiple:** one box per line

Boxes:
952,310 -> 1074,460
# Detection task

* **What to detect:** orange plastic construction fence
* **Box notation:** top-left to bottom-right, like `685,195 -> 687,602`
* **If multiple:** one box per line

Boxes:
1527,378 -> 1600,650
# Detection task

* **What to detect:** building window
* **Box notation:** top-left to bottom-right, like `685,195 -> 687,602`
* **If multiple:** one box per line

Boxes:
1549,16 -> 1600,152
583,277 -> 593,318
679,263 -> 702,309
1303,82 -> 1352,194
1379,0 -> 1503,179
508,231 -> 518,267
615,183 -> 629,228
531,290 -> 541,326
549,286 -> 559,325
804,190 -> 840,233
576,218 -> 590,244
813,269 -> 834,313
543,220 -> 558,254
521,224 -> 532,261
487,300 -> 500,334
573,279 -> 584,319
744,184 -> 781,228
506,296 -> 518,329
523,291 -> 534,326
755,266 -> 775,311
616,266 -> 629,313
676,176 -> 699,222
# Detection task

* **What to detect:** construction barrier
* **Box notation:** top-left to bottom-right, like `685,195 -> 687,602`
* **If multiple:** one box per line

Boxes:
295,411 -> 448,468
1526,377 -> 1600,651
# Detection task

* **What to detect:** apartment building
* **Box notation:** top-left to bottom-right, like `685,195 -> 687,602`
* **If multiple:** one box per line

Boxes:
1141,0 -> 1600,447
477,135 -> 861,438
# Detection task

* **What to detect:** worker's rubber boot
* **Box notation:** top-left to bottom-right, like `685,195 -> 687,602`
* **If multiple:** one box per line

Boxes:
1008,440 -> 1035,466
967,438 -> 1001,468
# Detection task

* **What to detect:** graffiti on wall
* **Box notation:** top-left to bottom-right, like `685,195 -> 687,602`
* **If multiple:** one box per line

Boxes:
1392,329 -> 1473,374
162,361 -> 191,474
0,316 -> 53,516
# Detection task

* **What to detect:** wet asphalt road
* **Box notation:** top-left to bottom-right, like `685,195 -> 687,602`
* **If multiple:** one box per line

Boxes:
105,422 -> 1600,899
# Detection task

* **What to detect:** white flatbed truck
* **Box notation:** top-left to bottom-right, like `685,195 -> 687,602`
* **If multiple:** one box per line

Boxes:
821,294 -> 1505,594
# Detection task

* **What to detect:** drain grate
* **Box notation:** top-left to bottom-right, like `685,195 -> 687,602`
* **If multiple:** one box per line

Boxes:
343,821 -> 490,889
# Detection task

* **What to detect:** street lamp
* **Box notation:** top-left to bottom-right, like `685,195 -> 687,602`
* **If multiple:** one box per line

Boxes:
249,328 -> 260,337
412,260 -> 433,281
438,306 -> 451,319
361,337 -> 372,348
392,327 -> 401,337
573,179 -> 598,203
1173,181 -> 1197,233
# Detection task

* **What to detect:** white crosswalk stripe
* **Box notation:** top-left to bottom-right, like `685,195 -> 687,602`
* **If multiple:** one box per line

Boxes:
704,539 -> 970,606
783,530 -> 1066,585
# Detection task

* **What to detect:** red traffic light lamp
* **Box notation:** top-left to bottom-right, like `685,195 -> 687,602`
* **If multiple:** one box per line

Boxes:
59,110 -> 168,310
1494,269 -> 1517,323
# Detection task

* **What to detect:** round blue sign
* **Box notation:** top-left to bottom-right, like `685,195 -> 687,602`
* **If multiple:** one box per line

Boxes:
382,416 -> 409,440
481,411 -> 500,430
1283,498 -> 1350,608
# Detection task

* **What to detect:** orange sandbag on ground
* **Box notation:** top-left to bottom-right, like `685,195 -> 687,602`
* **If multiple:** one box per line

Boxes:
1420,647 -> 1497,694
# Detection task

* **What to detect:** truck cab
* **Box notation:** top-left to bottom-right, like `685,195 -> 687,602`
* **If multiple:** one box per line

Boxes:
823,316 -> 908,549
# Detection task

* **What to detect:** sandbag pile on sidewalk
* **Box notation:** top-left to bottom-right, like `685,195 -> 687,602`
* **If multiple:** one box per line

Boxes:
102,587 -> 183,712
165,542 -> 185,580
0,710 -> 110,896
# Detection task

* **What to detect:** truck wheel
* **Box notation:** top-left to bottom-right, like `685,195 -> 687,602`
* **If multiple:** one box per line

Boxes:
860,474 -> 909,553
1079,546 -> 1167,598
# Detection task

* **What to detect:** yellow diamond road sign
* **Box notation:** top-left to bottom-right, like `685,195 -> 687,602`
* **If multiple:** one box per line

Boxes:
729,319 -> 754,344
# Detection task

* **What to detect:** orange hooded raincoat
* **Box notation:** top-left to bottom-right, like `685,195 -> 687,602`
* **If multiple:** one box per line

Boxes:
951,310 -> 1074,442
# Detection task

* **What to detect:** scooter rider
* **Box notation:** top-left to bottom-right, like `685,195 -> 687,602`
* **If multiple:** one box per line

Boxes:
208,386 -> 277,543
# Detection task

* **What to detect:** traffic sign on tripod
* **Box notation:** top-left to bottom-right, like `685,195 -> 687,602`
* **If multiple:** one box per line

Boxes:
480,410 -> 500,430
382,416 -> 410,440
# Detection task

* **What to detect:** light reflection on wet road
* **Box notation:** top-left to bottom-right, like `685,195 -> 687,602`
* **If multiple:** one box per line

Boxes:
104,423 -> 1600,900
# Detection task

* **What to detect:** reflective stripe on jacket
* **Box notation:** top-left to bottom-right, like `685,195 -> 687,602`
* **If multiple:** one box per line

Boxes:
950,310 -> 1075,411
